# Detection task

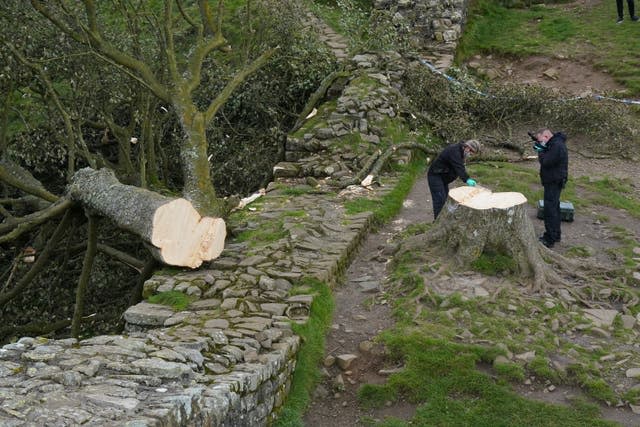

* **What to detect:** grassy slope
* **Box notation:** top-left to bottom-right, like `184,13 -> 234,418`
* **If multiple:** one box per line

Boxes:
458,0 -> 640,94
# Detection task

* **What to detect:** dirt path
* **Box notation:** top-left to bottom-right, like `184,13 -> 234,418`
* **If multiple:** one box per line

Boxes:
303,173 -> 430,426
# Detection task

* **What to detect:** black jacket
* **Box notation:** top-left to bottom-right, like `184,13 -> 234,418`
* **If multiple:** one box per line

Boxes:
538,132 -> 568,185
428,142 -> 470,184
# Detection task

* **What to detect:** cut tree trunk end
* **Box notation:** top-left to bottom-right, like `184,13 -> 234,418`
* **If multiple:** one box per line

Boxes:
399,186 -> 572,291
68,168 -> 226,268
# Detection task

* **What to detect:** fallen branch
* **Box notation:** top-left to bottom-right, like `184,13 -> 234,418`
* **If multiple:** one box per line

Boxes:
338,142 -> 439,189
0,159 -> 58,202
97,244 -> 145,271
0,198 -> 73,244
0,319 -> 71,342
72,214 -> 98,338
0,210 -> 72,308
292,70 -> 351,132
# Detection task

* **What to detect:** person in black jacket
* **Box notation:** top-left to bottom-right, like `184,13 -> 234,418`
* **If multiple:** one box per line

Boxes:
533,128 -> 568,248
427,139 -> 481,220
616,0 -> 638,23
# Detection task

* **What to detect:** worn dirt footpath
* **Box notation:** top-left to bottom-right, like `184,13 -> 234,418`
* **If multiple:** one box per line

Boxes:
303,173 -> 430,426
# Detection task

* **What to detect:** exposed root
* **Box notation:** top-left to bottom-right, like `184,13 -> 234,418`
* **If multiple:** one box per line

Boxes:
413,263 -> 448,321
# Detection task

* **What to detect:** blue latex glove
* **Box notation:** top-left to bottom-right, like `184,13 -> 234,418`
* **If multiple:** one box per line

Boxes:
533,142 -> 547,152
466,178 -> 476,187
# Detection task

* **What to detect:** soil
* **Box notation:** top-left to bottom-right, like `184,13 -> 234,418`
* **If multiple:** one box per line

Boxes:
467,54 -> 626,97
303,53 -> 640,426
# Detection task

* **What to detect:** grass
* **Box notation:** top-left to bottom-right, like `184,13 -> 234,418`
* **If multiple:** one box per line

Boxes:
344,155 -> 428,226
234,218 -> 288,246
276,152 -> 427,425
147,291 -> 194,311
458,0 -> 640,94
273,278 -> 335,427
357,333 -> 616,426
378,232 -> 638,420
307,0 -> 373,40
578,176 -> 640,219
471,251 -> 517,275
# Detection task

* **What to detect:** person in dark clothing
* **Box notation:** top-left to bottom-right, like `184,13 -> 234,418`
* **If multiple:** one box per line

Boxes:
427,139 -> 481,220
533,128 -> 568,248
617,0 -> 638,23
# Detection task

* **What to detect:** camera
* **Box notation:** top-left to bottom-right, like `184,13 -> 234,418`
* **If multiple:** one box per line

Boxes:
527,131 -> 538,142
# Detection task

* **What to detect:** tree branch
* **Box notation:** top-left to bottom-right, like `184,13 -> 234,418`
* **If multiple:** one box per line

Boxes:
292,70 -> 351,133
0,210 -> 72,308
0,198 -> 73,243
204,47 -> 278,123
72,213 -> 98,338
176,0 -> 198,30
0,159 -> 59,203
97,243 -> 144,271
30,0 -> 171,102
164,0 -> 179,82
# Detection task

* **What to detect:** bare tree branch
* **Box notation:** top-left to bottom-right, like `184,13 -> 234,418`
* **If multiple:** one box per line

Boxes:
72,213 -> 98,338
0,210 -> 72,308
97,243 -> 144,271
0,159 -> 59,203
176,0 -> 198,29
0,198 -> 73,244
204,47 -> 278,122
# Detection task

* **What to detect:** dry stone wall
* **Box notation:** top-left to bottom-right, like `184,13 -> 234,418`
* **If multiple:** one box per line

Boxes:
0,52 -> 419,426
374,0 -> 469,54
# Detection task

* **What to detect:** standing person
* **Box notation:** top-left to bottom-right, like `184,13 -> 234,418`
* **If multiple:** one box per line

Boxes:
427,139 -> 481,220
617,0 -> 639,23
533,128 -> 568,248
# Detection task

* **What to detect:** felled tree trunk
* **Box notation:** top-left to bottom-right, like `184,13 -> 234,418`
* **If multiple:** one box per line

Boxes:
400,186 -> 570,291
67,168 -> 225,268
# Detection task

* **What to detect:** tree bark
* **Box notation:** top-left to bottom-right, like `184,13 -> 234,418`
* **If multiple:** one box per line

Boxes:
67,168 -> 226,268
399,186 -> 571,291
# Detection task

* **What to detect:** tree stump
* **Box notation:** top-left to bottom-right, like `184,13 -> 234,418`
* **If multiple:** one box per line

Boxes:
67,168 -> 226,268
400,186 -> 572,291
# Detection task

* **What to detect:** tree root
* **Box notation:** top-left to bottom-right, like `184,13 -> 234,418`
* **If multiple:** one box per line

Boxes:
413,263 -> 447,321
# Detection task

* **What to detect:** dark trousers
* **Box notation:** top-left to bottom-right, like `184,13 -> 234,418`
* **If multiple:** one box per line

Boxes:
617,0 -> 635,17
543,181 -> 563,243
428,174 -> 449,220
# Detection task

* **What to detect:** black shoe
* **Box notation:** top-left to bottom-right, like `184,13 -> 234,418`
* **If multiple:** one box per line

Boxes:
541,239 -> 554,248
617,17 -> 624,24
633,16 -> 639,21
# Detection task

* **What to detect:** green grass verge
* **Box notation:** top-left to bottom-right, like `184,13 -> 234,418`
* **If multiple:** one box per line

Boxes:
344,156 -> 428,226
273,278 -> 334,427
